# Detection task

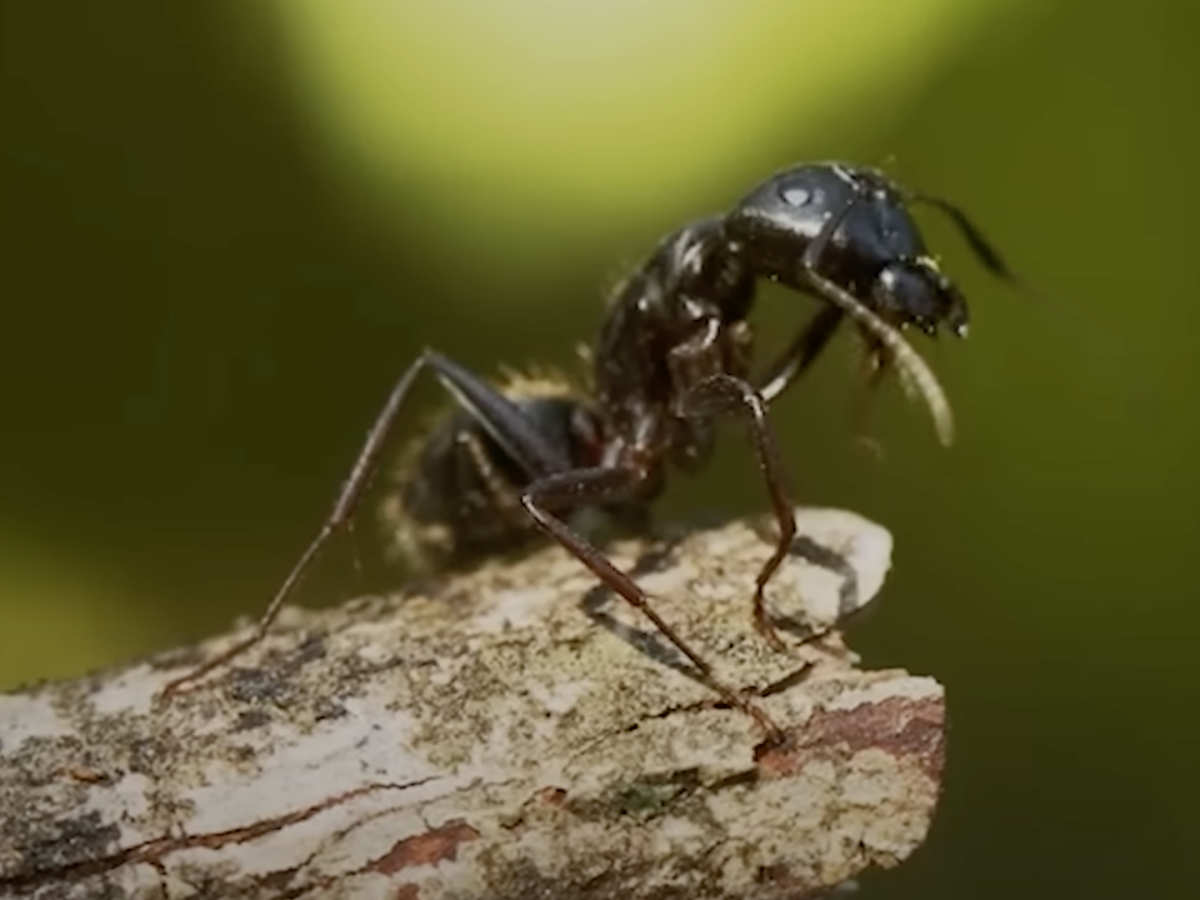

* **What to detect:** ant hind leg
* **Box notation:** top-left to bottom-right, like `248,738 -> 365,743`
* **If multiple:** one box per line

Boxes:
159,349 -> 563,700
521,466 -> 785,742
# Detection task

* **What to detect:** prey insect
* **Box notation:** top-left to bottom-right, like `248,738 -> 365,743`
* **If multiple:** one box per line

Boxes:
161,162 -> 1016,739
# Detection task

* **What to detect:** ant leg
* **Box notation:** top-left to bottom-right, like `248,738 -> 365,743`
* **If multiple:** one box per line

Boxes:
521,468 -> 785,741
796,220 -> 957,446
757,304 -> 845,403
160,349 -> 567,700
678,375 -> 796,652
455,429 -> 532,531
848,340 -> 889,459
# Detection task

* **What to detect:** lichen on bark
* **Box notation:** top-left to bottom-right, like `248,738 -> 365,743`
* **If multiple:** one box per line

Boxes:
0,507 -> 944,900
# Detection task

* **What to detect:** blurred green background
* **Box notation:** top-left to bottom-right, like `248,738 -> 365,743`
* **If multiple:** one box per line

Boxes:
2,0 -> 1196,896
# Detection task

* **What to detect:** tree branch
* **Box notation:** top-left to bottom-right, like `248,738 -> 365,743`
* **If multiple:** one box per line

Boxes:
0,507 -> 944,900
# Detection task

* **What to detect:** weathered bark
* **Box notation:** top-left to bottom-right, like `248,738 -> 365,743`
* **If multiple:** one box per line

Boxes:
0,507 -> 944,900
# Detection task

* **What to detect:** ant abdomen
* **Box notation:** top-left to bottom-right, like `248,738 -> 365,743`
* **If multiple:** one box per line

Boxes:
380,376 -> 605,572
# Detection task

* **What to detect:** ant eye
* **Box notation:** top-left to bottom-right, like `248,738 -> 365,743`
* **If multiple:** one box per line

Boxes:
781,185 -> 812,207
781,186 -> 811,207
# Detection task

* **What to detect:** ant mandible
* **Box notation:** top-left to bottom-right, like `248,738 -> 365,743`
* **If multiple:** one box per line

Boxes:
161,162 -> 1016,740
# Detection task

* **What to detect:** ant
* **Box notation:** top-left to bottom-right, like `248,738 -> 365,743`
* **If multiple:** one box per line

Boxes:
160,162 -> 1016,741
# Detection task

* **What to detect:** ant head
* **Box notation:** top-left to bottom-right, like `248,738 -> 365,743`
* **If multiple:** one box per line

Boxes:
874,259 -> 969,338
723,164 -> 853,278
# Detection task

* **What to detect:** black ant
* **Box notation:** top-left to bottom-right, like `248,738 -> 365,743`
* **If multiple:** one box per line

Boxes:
160,162 -> 1016,740
376,371 -> 628,573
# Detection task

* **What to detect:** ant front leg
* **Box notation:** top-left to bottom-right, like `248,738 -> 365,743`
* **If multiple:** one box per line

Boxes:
797,208 -> 958,446
521,466 -> 785,742
753,191 -> 866,405
160,349 -> 563,700
678,375 -> 797,652
757,303 -> 845,403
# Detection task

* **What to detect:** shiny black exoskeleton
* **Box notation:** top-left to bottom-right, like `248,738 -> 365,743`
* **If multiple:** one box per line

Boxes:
732,164 -> 971,337
162,162 -> 1016,740
387,394 -> 590,566
724,163 -> 1015,410
381,385 -> 640,570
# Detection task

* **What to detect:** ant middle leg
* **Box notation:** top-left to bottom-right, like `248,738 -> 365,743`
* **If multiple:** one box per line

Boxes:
677,375 -> 797,652
849,340 -> 889,460
521,466 -> 785,741
160,349 -> 563,700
